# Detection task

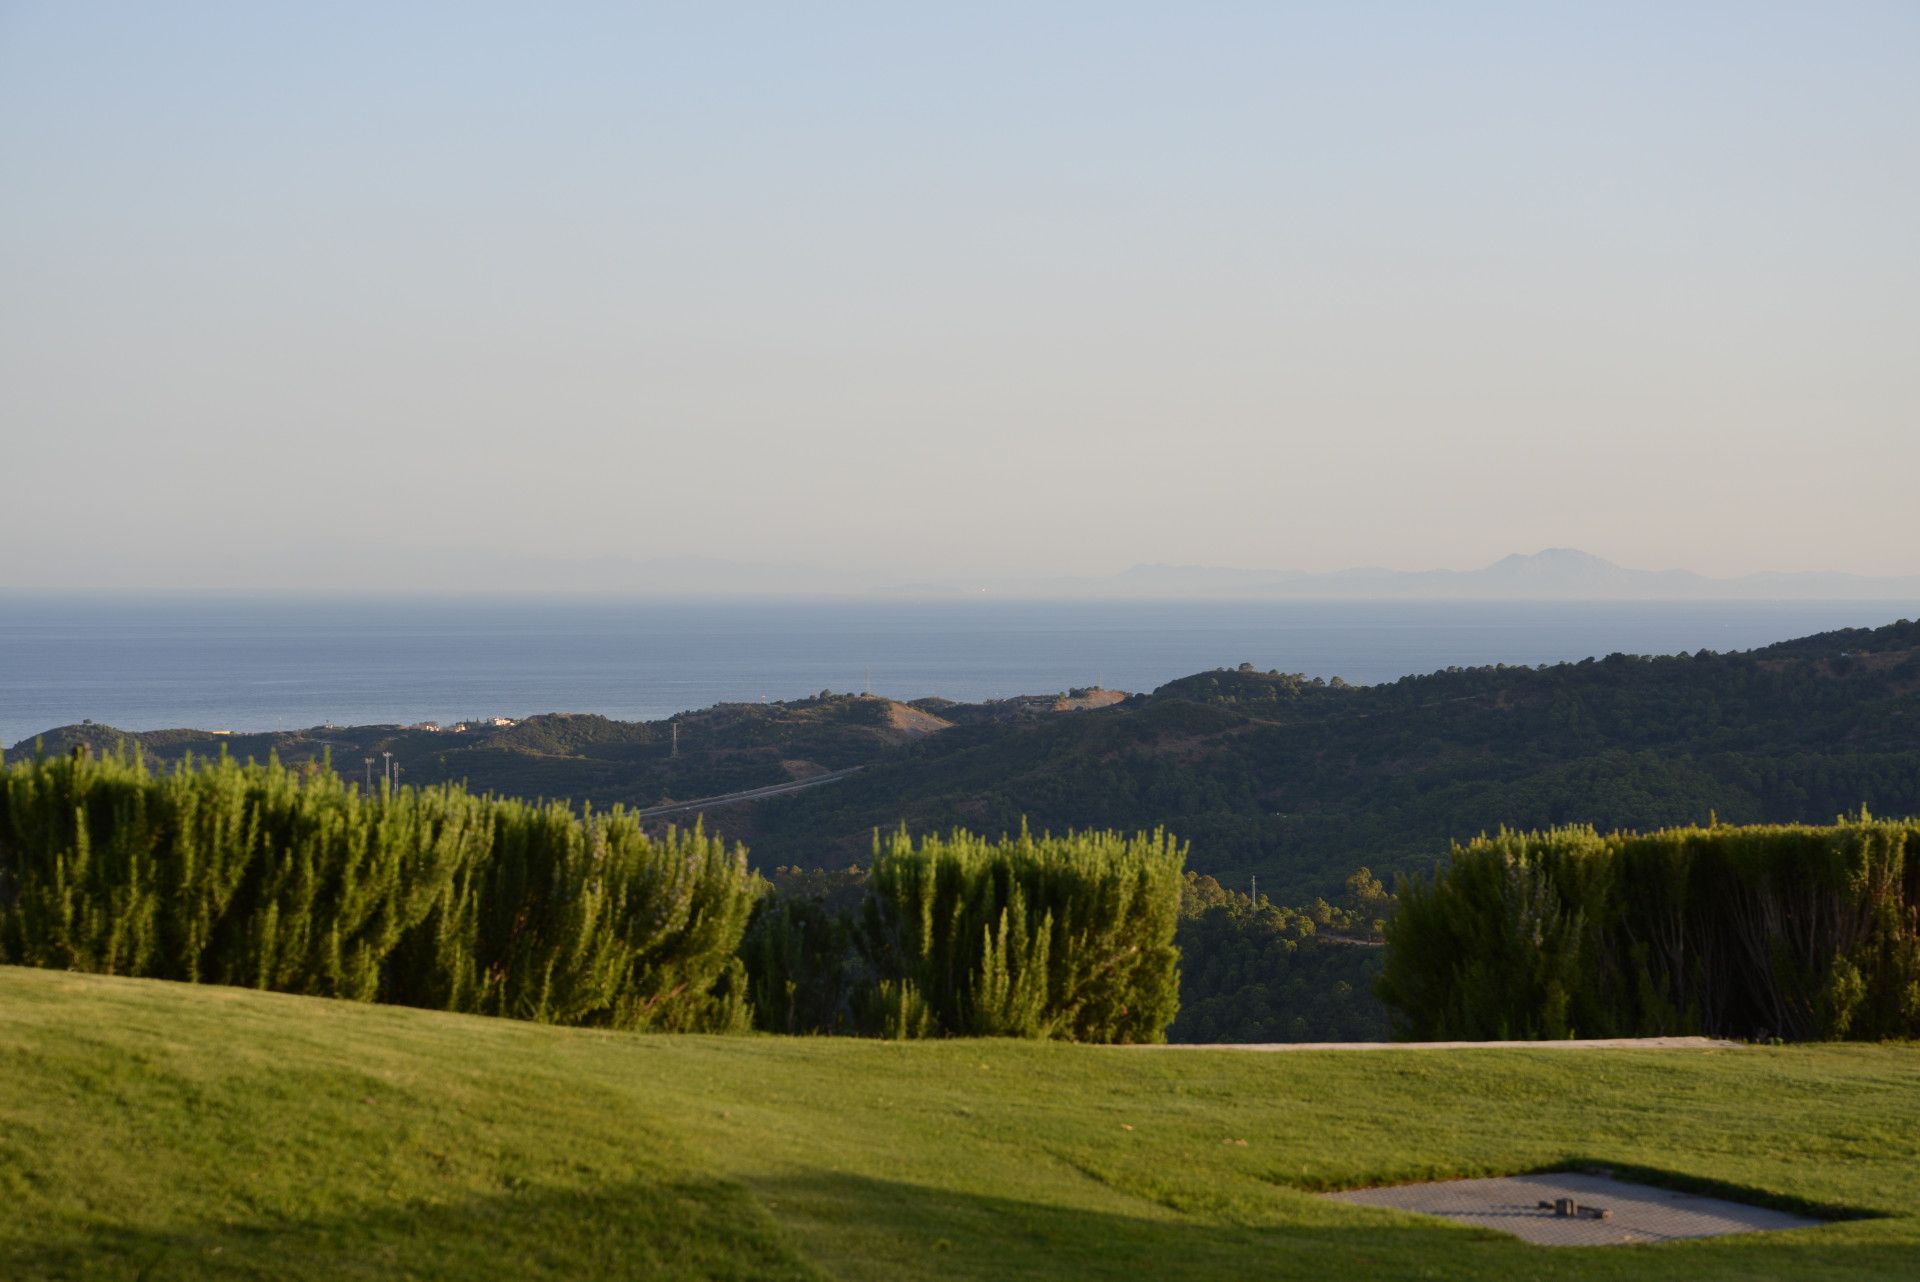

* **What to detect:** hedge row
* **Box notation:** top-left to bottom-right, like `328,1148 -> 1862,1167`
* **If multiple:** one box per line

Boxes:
0,750 -> 1186,1043
0,748 -> 753,1030
743,826 -> 1185,1042
1378,818 -> 1920,1041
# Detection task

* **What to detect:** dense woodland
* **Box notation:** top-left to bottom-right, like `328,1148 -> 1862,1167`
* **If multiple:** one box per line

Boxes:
1168,870 -> 1389,1043
759,618 -> 1920,902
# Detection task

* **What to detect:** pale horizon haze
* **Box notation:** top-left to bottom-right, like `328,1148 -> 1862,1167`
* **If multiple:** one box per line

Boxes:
4,3 -> 1917,591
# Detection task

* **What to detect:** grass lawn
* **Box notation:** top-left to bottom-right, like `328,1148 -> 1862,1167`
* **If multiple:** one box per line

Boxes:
2,966 -> 1916,1280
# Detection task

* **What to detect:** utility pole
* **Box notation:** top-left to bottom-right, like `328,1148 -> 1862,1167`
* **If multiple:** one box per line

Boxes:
382,750 -> 392,792
671,722 -> 678,758
363,757 -> 374,795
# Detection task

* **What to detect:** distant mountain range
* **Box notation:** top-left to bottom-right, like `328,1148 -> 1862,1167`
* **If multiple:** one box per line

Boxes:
215,547 -> 1918,600
941,548 -> 1920,601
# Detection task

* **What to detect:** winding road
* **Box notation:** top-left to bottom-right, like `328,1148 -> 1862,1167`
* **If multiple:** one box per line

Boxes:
633,766 -> 865,819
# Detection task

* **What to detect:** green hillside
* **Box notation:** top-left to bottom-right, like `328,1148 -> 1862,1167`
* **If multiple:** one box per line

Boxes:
13,617 -> 1920,904
8,691 -> 953,818
3,967 -> 1917,1281
756,617 -> 1920,899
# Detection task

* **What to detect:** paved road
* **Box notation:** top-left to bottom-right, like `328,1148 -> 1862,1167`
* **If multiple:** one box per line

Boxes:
1127,1036 -> 1741,1052
634,766 -> 864,819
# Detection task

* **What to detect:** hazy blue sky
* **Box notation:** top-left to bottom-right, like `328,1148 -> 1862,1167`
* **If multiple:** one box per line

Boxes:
4,2 -> 1916,590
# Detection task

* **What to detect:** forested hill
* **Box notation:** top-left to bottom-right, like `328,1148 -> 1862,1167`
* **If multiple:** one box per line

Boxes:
751,616 -> 1920,899
9,691 -> 960,812
12,617 -> 1919,902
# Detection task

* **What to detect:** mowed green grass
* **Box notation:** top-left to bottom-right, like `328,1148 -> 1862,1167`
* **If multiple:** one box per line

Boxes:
2,968 -> 1916,1281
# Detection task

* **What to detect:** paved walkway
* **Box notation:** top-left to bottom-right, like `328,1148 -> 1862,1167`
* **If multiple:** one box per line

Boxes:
1132,1036 -> 1741,1051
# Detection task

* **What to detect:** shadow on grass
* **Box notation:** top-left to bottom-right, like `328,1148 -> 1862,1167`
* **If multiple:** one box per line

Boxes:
753,1170 -> 1908,1282
3,1176 -> 823,1282
7,1169 -> 1907,1282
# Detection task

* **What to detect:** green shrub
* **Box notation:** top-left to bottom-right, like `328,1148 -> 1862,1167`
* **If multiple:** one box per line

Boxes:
0,748 -> 757,1031
742,827 -> 1185,1042
1379,816 -> 1920,1041
738,894 -> 861,1035
857,826 -> 1185,1042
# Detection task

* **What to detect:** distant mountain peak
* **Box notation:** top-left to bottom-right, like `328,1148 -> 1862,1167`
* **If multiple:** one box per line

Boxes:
1494,548 -> 1618,568
905,548 -> 1920,601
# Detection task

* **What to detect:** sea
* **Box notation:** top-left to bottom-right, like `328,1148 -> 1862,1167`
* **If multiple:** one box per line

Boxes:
1,595 -> 1913,749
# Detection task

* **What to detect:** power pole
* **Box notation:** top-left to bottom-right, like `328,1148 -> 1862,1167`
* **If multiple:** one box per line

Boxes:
671,722 -> 679,758
382,750 -> 392,792
363,757 -> 374,794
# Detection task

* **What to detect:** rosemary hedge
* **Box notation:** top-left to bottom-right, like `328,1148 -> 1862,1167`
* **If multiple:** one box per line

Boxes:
1379,817 -> 1920,1041
0,748 -> 756,1031
743,826 -> 1185,1042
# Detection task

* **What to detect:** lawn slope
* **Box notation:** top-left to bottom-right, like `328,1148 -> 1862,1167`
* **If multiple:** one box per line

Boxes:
2,967 -> 1916,1281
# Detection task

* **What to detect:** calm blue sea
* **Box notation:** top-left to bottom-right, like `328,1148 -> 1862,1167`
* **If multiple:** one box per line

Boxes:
1,595 -> 1912,749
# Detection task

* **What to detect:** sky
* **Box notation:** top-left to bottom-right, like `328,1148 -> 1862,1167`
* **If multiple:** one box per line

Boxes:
3,2 -> 1917,591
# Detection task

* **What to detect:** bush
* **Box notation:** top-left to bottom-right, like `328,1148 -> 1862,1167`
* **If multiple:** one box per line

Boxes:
858,826 -> 1184,1041
0,748 -> 756,1031
738,894 -> 861,1035
1379,816 -> 1920,1041
746,826 -> 1184,1042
